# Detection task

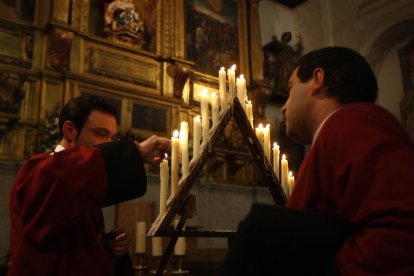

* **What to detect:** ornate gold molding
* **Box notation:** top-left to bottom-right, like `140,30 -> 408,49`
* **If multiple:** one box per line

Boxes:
0,19 -> 34,68
86,47 -> 160,89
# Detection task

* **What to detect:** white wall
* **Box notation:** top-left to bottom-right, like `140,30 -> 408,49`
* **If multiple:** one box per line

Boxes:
259,0 -> 414,122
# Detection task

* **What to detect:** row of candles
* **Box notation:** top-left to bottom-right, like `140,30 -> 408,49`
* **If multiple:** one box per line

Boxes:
136,65 -> 296,255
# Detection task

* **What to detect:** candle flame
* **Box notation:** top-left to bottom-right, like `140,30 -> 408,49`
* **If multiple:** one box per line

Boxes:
282,154 -> 286,160
240,74 -> 244,79
266,124 -> 270,129
273,142 -> 279,148
220,66 -> 225,71
202,88 -> 209,97
195,115 -> 200,120
248,100 -> 252,104
173,130 -> 179,138
165,153 -> 168,159
258,123 -> 263,128
231,64 -> 236,71
288,171 -> 293,177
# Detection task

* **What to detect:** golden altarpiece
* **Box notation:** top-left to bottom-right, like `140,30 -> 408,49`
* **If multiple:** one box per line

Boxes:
0,0 -> 272,185
0,0 -> 279,272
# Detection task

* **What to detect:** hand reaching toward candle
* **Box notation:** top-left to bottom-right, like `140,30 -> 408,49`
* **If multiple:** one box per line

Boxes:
106,228 -> 131,258
134,135 -> 171,165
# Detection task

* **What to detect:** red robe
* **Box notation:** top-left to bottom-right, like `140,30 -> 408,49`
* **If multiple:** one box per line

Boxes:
9,141 -> 146,276
288,103 -> 414,275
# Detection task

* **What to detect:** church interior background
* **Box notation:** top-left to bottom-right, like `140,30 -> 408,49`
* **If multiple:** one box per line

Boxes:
0,0 -> 413,273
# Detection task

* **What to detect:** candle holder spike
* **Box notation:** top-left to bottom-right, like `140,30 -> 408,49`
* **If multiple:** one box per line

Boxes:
133,253 -> 148,272
171,255 -> 189,275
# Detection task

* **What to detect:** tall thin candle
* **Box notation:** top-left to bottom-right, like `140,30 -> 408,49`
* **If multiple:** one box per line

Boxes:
171,130 -> 180,196
219,67 -> 227,112
159,154 -> 169,215
201,89 -> 210,145
211,92 -> 219,127
193,115 -> 201,161
272,143 -> 280,181
227,65 -> 236,98
281,154 -> 289,197
179,121 -> 189,178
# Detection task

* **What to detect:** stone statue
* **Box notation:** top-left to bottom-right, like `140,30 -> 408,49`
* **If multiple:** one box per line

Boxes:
104,0 -> 145,47
263,32 -> 303,99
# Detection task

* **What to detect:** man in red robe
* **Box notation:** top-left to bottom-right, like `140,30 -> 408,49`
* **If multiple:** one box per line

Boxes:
8,95 -> 170,275
221,47 -> 414,275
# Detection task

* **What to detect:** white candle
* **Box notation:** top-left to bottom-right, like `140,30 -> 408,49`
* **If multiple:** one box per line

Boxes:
201,89 -> 210,145
227,65 -> 236,98
211,92 -> 219,127
179,121 -> 189,178
288,171 -> 295,197
151,237 -> 162,256
159,154 -> 169,215
136,221 -> 146,253
263,124 -> 271,161
236,74 -> 247,110
219,67 -> 227,112
193,115 -> 201,161
171,130 -> 180,196
272,142 -> 280,181
174,220 -> 186,256
246,100 -> 253,128
255,123 -> 264,148
281,154 -> 289,197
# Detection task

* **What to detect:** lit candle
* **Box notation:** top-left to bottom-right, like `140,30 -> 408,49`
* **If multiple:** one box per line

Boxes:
171,130 -> 180,196
288,171 -> 295,197
193,115 -> 201,161
255,123 -> 264,148
263,124 -> 271,161
151,237 -> 162,256
219,67 -> 227,112
227,65 -> 236,98
174,219 -> 186,256
272,142 -> 280,180
236,74 -> 247,110
246,100 -> 253,128
136,221 -> 146,253
201,89 -> 210,145
159,154 -> 169,215
211,92 -> 219,127
179,121 -> 189,178
281,154 -> 289,197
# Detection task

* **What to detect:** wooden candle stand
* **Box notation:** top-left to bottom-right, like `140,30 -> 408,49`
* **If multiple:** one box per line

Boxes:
148,97 -> 287,276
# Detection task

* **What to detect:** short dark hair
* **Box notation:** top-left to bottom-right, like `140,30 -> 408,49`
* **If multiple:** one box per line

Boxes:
58,94 -> 117,139
296,47 -> 378,104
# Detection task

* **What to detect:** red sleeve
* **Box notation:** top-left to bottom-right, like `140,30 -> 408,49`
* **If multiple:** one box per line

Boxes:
11,146 -> 107,246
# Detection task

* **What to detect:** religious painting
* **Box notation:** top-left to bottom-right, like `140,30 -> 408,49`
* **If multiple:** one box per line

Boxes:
131,101 -> 170,137
46,29 -> 74,71
185,0 -> 239,76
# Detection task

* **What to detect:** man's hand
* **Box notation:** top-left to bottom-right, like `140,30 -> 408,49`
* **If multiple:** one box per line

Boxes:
107,228 -> 131,258
134,135 -> 171,165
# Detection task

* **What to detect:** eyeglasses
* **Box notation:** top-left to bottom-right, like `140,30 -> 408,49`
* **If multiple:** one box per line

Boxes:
88,127 -> 114,140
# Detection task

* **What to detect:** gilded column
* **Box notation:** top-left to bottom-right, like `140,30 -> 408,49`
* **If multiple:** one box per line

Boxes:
51,0 -> 71,24
248,0 -> 264,82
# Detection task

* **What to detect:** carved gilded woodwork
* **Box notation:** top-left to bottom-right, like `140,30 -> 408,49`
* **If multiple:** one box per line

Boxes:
85,47 -> 160,89
0,19 -> 33,68
0,0 -> 268,187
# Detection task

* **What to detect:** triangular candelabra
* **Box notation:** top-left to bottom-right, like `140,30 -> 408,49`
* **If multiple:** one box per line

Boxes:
148,97 -> 287,275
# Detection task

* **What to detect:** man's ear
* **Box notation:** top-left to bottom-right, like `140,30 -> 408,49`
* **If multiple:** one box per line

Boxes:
62,121 -> 78,142
310,67 -> 326,96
